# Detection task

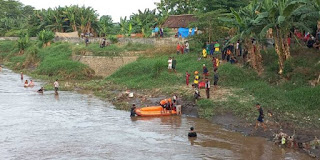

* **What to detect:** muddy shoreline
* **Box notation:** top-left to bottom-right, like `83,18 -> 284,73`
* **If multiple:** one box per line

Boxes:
106,88 -> 320,158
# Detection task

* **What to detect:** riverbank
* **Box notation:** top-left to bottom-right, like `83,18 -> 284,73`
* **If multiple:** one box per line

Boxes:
1,40 -> 319,158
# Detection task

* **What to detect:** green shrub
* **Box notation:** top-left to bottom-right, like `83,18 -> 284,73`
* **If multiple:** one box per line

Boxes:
152,60 -> 164,78
4,29 -> 27,37
17,33 -> 30,54
37,30 -> 55,47
24,45 -> 39,66
108,35 -> 118,44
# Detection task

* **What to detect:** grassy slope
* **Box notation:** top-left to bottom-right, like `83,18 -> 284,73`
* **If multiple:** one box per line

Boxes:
0,41 -> 94,80
107,48 -> 320,128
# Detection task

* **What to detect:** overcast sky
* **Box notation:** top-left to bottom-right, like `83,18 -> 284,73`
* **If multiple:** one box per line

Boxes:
18,0 -> 160,22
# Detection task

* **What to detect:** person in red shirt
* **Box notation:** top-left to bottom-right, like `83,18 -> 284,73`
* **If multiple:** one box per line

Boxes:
176,43 -> 181,54
186,71 -> 190,86
181,44 -> 184,54
287,37 -> 291,46
294,29 -> 303,40
212,57 -> 217,69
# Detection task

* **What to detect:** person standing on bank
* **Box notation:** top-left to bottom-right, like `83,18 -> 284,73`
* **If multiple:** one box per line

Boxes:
213,69 -> 219,90
168,57 -> 172,72
185,41 -> 190,53
186,71 -> 191,86
172,57 -> 177,73
205,78 -> 210,99
54,79 -> 59,95
255,103 -> 267,131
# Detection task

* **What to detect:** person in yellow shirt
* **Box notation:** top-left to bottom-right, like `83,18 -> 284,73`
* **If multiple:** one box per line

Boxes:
202,48 -> 207,58
214,41 -> 220,53
215,58 -> 220,68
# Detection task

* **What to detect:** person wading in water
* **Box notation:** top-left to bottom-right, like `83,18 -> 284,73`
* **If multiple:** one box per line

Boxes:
188,127 -> 197,137
54,79 -> 59,95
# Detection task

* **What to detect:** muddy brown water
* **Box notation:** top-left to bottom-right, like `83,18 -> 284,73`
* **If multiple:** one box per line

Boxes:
0,68 -> 312,160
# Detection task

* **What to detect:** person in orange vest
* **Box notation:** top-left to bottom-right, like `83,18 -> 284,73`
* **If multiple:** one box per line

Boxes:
160,99 -> 168,113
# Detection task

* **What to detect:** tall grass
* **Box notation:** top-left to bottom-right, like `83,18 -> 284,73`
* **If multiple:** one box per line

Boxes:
0,41 -> 94,80
107,54 -> 212,89
36,43 -> 94,79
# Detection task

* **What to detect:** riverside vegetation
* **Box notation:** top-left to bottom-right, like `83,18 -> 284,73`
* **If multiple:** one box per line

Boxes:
0,40 -> 319,130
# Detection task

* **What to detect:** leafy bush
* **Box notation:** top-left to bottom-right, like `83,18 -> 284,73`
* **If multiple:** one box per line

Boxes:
152,60 -> 164,78
37,30 -> 55,47
24,45 -> 39,66
108,35 -> 118,44
4,29 -> 27,37
17,33 -> 30,54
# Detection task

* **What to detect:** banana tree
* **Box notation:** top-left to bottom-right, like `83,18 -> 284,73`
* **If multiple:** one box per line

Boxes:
98,15 -> 113,37
119,17 -> 128,35
229,0 -> 264,73
64,6 -> 78,31
37,30 -> 55,47
258,0 -> 307,74
297,0 -> 320,31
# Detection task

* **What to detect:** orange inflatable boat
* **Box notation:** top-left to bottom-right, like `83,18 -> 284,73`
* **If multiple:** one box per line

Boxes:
135,106 -> 177,117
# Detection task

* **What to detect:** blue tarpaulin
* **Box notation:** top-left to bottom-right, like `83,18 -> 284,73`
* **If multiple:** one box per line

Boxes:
178,28 -> 195,38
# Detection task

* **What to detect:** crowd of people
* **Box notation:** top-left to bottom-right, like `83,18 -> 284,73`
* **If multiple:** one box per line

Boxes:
295,29 -> 320,50
176,41 -> 190,54
159,95 -> 182,114
165,38 -> 273,135
19,72 -> 59,94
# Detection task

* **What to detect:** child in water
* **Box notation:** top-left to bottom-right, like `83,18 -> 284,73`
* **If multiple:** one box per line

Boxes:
37,87 -> 44,93
24,80 -> 29,87
29,80 -> 35,87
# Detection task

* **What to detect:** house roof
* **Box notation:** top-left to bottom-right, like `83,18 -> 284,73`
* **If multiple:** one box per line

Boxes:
162,14 -> 197,28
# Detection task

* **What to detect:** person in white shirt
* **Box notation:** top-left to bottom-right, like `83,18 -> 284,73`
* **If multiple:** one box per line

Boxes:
168,57 -> 172,71
185,41 -> 190,53
236,40 -> 240,56
54,79 -> 59,95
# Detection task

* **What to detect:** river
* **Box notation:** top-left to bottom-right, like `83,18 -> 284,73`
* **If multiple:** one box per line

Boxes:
0,68 -> 311,160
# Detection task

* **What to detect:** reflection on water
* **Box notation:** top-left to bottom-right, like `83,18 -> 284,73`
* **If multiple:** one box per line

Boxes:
0,68 -> 312,160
